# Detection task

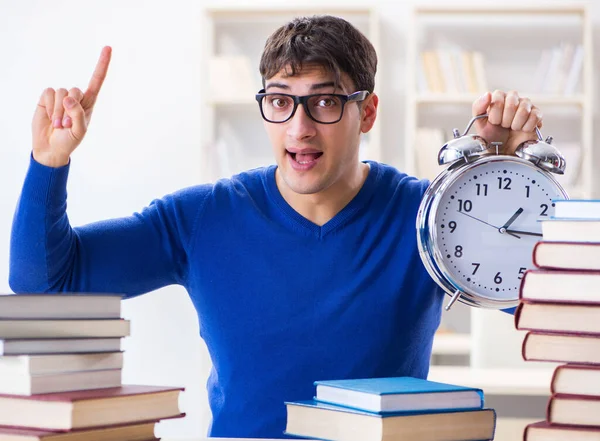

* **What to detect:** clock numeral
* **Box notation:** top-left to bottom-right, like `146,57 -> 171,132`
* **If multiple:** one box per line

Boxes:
454,245 -> 463,258
498,177 -> 512,190
458,199 -> 473,213
448,221 -> 457,233
518,267 -> 527,280
525,185 -> 530,198
494,272 -> 503,284
475,183 -> 488,196
471,263 -> 480,275
540,204 -> 549,216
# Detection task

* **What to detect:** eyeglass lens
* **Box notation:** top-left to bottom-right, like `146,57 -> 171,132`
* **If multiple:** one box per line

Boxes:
260,94 -> 344,123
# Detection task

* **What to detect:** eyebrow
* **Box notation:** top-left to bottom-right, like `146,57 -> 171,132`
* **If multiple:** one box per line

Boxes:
264,81 -> 344,92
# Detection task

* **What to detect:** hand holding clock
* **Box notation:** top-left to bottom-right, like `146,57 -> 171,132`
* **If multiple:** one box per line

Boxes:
472,90 -> 543,155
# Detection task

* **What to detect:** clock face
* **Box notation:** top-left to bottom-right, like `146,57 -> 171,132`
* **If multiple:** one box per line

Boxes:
432,158 -> 566,301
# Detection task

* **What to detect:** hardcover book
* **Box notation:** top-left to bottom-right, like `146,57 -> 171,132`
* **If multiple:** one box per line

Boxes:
285,400 -> 496,441
313,376 -> 484,413
0,385 -> 183,431
0,294 -> 122,320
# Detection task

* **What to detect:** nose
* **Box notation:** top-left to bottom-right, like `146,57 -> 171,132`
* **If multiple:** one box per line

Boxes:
286,103 -> 317,141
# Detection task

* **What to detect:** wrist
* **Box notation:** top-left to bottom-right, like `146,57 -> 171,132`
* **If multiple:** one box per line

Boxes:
32,151 -> 70,168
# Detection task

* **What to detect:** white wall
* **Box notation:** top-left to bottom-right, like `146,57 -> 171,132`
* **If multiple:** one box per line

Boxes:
0,0 -> 599,438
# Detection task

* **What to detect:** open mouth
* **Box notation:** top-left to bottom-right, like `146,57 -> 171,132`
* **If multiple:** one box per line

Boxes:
287,150 -> 323,165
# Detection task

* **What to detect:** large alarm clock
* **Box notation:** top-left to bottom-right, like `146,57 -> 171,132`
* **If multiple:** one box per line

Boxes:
416,114 -> 568,310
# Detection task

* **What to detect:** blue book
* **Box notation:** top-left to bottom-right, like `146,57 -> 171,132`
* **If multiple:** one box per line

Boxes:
313,376 -> 484,414
284,400 -> 496,441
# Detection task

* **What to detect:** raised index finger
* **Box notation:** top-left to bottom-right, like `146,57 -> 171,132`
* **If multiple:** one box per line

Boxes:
81,46 -> 112,109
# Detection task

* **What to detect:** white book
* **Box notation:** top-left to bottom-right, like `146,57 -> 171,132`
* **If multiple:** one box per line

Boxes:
0,352 -> 123,376
554,199 -> 600,219
0,338 -> 122,355
0,294 -> 122,319
0,320 -> 130,339
0,368 -> 122,396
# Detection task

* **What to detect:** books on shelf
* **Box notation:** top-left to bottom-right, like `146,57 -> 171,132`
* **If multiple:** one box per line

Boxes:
520,198 -> 600,438
285,376 -> 495,441
313,376 -> 484,414
418,49 -> 487,95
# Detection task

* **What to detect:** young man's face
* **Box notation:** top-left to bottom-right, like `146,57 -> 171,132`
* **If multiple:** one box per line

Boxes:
262,64 -> 377,196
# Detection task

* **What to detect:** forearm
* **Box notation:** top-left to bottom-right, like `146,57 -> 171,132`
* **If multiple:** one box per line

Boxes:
9,156 -> 190,296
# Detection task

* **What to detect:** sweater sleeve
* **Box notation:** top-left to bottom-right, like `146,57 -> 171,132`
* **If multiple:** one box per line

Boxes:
9,155 -> 208,298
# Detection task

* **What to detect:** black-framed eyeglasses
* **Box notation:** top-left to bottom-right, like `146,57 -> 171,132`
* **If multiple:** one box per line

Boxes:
255,90 -> 370,124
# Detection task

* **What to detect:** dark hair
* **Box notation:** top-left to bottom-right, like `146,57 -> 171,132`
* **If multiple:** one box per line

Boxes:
259,15 -> 377,93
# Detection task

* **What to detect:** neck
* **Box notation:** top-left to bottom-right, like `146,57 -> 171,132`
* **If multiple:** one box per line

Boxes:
276,162 -> 370,226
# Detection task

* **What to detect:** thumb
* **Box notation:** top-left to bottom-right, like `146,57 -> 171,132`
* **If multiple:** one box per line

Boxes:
63,97 -> 86,140
472,91 -> 491,117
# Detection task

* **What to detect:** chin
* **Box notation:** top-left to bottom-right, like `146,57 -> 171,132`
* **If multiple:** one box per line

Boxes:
279,169 -> 328,195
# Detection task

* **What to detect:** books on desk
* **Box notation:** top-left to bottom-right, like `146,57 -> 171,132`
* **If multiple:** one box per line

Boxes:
285,376 -> 496,441
517,199 -> 600,439
0,293 -> 184,441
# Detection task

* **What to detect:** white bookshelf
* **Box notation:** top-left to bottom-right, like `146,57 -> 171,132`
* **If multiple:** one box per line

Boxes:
201,6 -> 381,182
404,4 -> 594,198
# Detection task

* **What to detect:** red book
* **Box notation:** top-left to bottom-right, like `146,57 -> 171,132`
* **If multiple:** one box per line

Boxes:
520,269 -> 600,304
524,420 -> 600,441
548,394 -> 600,427
533,241 -> 600,271
0,417 -> 178,440
522,332 -> 600,365
515,301 -> 600,335
0,385 -> 183,431
551,364 -> 600,397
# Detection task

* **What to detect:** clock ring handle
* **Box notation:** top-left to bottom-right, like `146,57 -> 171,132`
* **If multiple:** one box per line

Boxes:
459,114 -> 546,142
456,113 -> 489,137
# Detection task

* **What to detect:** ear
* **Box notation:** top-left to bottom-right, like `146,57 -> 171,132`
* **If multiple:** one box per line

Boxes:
360,92 -> 379,134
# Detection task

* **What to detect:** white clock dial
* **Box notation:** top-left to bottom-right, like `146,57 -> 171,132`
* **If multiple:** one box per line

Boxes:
433,160 -> 565,301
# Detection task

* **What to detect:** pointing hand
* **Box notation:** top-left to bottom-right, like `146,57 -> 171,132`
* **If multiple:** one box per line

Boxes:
32,46 -> 112,168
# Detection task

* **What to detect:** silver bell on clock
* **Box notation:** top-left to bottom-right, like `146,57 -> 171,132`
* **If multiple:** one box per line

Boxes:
416,114 -> 568,310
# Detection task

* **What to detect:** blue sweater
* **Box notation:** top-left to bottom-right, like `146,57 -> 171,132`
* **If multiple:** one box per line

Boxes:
10,156 -> 443,438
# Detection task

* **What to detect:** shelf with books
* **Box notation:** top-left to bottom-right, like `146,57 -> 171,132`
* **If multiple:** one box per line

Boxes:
404,4 -> 593,199
414,94 -> 586,107
201,6 -> 382,181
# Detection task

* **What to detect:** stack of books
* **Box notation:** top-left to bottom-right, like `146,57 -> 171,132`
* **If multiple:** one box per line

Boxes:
0,294 -> 184,441
516,199 -> 600,440
284,376 -> 496,441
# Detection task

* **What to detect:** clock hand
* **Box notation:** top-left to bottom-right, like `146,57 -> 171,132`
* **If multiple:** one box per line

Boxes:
500,207 -> 524,232
456,211 -> 520,239
505,229 -> 543,237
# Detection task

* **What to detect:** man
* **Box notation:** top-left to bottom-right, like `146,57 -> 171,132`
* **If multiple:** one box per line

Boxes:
9,15 -> 542,438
